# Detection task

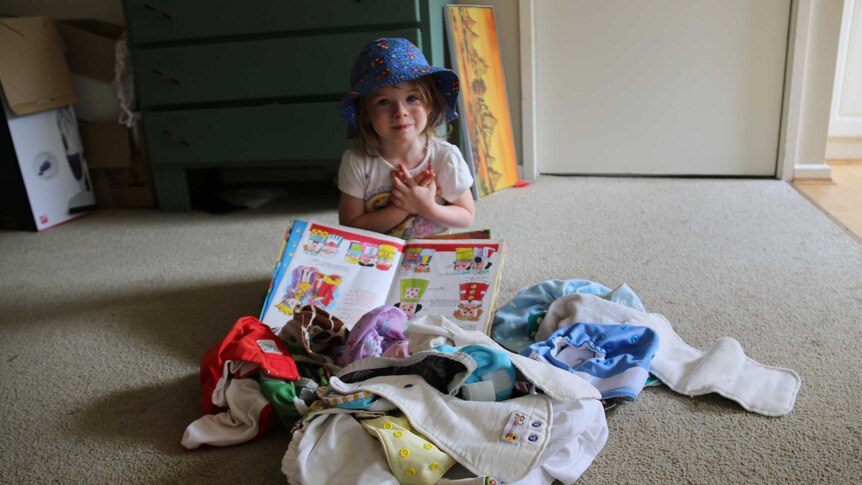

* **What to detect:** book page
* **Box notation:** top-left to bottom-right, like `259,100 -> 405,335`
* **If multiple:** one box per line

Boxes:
385,239 -> 504,333
261,221 -> 405,330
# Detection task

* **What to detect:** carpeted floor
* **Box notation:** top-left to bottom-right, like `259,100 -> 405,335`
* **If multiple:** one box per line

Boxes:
1,176 -> 860,484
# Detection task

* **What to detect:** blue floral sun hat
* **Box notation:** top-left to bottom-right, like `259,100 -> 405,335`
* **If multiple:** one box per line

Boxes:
338,38 -> 460,138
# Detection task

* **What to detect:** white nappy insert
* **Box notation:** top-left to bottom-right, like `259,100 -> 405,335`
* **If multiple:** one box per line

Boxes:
538,293 -> 801,417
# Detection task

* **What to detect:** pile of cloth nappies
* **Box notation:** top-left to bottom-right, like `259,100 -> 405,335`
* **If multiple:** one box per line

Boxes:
181,278 -> 801,484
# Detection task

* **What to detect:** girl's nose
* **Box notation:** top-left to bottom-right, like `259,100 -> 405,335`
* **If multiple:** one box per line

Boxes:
393,101 -> 409,117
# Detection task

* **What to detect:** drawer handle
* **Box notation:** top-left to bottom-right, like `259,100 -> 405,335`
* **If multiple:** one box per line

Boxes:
151,68 -> 181,85
143,3 -> 173,20
161,129 -> 189,147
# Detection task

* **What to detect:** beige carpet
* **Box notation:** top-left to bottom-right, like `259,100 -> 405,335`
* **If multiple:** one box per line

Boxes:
1,176 -> 861,484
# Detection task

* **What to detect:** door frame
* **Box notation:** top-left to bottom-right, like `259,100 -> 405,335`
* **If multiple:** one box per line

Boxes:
519,0 -> 842,182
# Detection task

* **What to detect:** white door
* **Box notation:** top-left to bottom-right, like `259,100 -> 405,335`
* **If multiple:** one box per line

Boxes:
534,0 -> 791,175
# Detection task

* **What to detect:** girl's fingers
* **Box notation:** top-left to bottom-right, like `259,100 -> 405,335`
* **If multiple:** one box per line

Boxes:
415,168 -> 436,187
398,164 -> 418,188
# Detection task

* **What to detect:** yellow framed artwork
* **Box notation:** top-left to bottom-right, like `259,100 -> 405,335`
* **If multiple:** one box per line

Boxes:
445,5 -> 519,198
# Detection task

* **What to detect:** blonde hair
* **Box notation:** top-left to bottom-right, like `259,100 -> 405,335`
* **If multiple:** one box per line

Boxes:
354,76 -> 448,157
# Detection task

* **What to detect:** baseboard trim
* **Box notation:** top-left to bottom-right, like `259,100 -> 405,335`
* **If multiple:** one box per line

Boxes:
793,163 -> 833,181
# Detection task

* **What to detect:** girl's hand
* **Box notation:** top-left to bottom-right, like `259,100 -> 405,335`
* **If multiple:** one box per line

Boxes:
392,166 -> 435,188
413,167 -> 436,188
391,164 -> 437,216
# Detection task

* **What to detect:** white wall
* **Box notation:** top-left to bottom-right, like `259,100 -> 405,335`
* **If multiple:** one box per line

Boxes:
783,0 -> 844,180
797,1 -> 844,166
826,0 -> 862,160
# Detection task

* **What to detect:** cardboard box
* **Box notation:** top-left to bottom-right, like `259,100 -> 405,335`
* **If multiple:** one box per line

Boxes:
56,20 -> 124,84
80,121 -> 155,209
0,104 -> 97,231
56,19 -> 125,123
0,17 -> 78,115
80,122 -> 130,169
0,17 -> 96,231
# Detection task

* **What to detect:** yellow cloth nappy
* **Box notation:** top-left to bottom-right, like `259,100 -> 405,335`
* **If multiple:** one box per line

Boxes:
360,414 -> 456,484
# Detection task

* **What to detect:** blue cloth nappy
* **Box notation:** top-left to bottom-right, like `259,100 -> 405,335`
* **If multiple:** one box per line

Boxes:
522,322 -> 658,401
491,279 -> 646,353
435,344 -> 516,401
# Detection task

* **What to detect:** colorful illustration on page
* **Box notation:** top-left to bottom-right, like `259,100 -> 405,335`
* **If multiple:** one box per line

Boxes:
304,228 -> 328,255
394,278 -> 429,320
471,247 -> 495,273
345,241 -> 362,264
453,281 -> 489,321
453,247 -> 474,272
376,244 -> 398,271
311,273 -> 343,309
401,247 -> 422,272
276,265 -> 343,315
358,242 -> 379,268
276,265 -> 320,315
414,249 -> 435,273
321,234 -> 344,257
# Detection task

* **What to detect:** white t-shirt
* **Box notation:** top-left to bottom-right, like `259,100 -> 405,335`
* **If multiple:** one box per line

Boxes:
338,138 -> 474,239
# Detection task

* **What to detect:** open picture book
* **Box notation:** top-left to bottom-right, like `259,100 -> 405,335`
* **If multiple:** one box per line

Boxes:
260,219 -> 505,334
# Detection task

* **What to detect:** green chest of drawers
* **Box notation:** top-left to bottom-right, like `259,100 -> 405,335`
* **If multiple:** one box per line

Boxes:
123,0 -> 450,210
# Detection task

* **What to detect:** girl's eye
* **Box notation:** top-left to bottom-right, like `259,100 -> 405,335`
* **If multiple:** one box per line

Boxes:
406,95 -> 420,103
375,98 -> 390,106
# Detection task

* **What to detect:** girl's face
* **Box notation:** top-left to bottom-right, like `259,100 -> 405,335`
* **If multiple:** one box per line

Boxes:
365,82 -> 429,149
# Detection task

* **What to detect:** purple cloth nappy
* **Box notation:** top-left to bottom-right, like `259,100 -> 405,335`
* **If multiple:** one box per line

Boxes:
338,305 -> 409,367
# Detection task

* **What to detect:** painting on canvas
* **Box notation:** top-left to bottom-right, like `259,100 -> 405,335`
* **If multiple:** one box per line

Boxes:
445,5 -> 519,197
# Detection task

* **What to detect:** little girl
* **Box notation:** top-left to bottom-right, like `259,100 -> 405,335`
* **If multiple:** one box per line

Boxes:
336,38 -> 475,239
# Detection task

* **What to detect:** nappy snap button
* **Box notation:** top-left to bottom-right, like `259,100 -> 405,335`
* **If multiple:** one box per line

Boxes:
429,462 -> 439,471
531,421 -> 541,428
621,324 -> 630,330
403,384 -> 413,388
393,431 -> 403,438
528,434 -> 538,442
406,467 -> 416,476
423,443 -> 434,450
400,448 -> 410,458
631,335 -> 639,343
